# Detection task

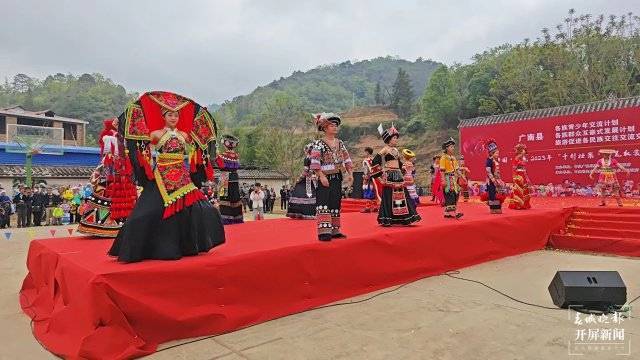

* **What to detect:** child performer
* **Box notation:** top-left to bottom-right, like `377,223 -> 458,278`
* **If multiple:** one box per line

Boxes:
431,155 -> 445,205
508,143 -> 532,209
440,138 -> 464,219
485,139 -> 505,214
589,149 -> 630,207
402,149 -> 420,206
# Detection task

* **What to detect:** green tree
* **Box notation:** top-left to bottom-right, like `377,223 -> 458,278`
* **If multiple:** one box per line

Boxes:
374,81 -> 383,105
390,68 -> 415,118
252,92 -> 315,180
416,65 -> 458,129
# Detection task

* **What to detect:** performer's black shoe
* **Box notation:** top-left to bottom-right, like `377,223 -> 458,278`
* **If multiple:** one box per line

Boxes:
332,233 -> 347,239
318,235 -> 332,242
455,213 -> 464,219
444,214 -> 454,219
599,202 -> 606,206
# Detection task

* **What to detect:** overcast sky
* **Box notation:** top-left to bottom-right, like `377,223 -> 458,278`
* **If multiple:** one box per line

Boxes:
1,0 -> 637,104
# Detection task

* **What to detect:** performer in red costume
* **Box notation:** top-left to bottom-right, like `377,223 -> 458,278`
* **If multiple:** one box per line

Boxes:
508,143 -> 532,210
78,118 -> 137,237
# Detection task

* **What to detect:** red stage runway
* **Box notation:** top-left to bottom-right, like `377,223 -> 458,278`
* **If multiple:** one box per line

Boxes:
20,200 -> 594,359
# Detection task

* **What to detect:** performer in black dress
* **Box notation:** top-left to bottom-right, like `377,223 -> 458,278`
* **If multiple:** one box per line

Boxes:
484,139 -> 505,214
310,113 -> 353,241
286,143 -> 317,219
370,124 -> 421,226
108,91 -> 225,262
217,135 -> 243,224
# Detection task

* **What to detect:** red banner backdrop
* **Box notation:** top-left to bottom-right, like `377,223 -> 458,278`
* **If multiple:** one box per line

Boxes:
460,106 -> 640,186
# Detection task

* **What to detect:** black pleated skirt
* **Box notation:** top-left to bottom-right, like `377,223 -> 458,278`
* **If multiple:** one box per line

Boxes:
108,182 -> 225,263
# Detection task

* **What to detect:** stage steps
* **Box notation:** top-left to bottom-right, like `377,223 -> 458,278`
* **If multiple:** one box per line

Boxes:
549,207 -> 640,257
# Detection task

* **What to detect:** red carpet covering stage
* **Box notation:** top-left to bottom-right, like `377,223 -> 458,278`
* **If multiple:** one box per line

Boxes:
341,196 -> 434,213
18,199 -> 607,359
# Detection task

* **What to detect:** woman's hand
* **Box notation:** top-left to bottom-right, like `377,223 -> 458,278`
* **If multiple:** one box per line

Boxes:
319,175 -> 329,187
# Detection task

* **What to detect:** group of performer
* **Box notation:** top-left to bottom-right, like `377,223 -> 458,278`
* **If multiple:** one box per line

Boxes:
76,90 -> 633,262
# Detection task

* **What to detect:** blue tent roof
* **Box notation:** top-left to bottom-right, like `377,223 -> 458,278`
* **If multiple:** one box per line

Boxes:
0,142 -> 100,167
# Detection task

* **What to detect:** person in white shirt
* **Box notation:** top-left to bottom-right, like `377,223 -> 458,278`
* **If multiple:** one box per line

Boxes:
250,183 -> 266,220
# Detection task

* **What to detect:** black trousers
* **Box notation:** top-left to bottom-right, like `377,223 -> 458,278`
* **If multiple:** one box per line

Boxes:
32,211 -> 43,226
17,208 -> 28,227
316,173 -> 343,241
281,198 -> 287,209
487,182 -> 502,212
444,190 -> 459,212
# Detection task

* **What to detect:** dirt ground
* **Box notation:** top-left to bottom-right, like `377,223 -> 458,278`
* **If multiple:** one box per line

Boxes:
1,224 -> 637,360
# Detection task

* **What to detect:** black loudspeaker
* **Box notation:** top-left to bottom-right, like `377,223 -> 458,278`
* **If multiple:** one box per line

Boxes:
548,271 -> 627,310
351,171 -> 363,199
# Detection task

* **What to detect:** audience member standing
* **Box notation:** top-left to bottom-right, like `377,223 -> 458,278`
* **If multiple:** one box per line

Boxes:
44,187 -> 61,225
13,186 -> 29,228
250,183 -> 265,220
32,187 -> 46,226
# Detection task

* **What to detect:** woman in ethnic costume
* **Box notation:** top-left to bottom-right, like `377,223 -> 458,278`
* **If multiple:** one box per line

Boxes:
402,149 -> 420,206
286,143 -> 317,219
370,124 -> 421,226
440,138 -> 464,219
589,149 -> 630,207
108,91 -> 225,262
361,147 -> 380,213
217,135 -> 243,224
457,156 -> 471,202
431,155 -> 445,205
78,118 -> 137,237
310,113 -> 353,241
484,139 -> 505,214
508,143 -> 532,210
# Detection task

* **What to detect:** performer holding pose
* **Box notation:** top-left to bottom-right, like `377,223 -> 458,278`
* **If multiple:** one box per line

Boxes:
440,138 -> 464,219
370,124 -> 421,226
431,155 -> 445,205
78,118 -> 137,237
508,143 -> 531,210
109,91 -> 225,262
217,135 -> 243,224
286,143 -> 317,219
589,149 -> 630,207
310,113 -> 353,241
402,149 -> 420,206
485,139 -> 505,214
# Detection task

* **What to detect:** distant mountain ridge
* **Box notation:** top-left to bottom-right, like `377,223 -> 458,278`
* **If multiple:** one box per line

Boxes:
216,56 -> 442,127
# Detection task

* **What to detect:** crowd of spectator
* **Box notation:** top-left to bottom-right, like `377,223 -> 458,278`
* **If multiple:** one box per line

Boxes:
0,182 -> 93,229
198,182 -> 292,215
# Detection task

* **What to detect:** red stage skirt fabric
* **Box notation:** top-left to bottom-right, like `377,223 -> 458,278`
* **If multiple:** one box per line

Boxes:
21,204 -> 569,359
